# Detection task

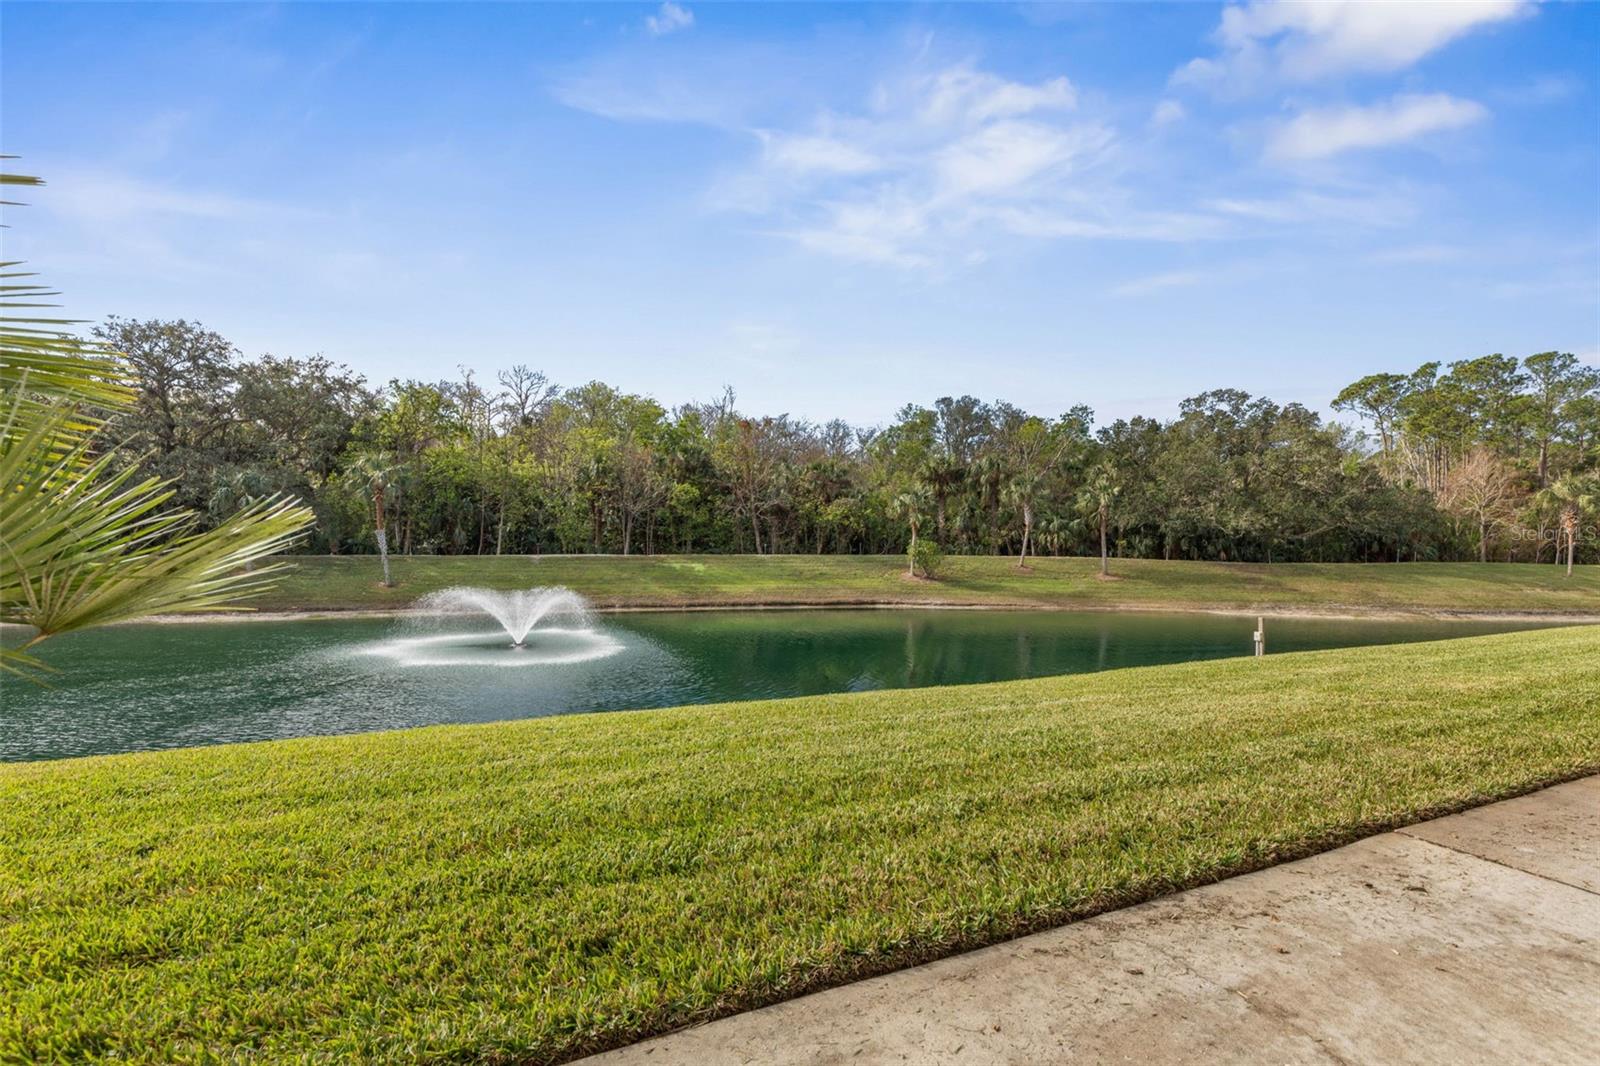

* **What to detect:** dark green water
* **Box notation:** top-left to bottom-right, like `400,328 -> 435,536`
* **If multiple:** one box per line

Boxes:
1,610 -> 1556,762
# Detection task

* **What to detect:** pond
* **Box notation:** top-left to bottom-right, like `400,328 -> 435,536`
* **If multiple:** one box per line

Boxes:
2,609 -> 1557,762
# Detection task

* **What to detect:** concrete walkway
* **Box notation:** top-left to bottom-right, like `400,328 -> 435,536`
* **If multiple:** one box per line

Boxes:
588,776 -> 1600,1065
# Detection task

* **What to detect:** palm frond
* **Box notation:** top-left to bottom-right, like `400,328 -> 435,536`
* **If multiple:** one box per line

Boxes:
1,267 -> 132,407
1,397 -> 313,679
0,164 -> 314,683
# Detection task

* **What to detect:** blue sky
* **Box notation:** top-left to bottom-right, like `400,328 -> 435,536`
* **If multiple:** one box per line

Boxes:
4,1 -> 1597,426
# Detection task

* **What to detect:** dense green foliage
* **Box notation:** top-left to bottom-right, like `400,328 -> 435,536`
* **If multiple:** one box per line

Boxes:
251,554 -> 1600,615
4,626 -> 1597,1062
91,318 -> 1599,566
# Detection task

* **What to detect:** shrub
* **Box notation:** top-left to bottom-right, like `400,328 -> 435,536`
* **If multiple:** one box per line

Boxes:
909,538 -> 944,579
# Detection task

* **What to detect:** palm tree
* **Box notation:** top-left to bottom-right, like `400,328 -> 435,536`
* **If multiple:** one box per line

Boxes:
350,451 -> 400,586
1002,472 -> 1040,568
1,166 -> 314,680
893,487 -> 929,577
1077,461 -> 1122,576
1537,474 -> 1597,577
918,455 -> 964,543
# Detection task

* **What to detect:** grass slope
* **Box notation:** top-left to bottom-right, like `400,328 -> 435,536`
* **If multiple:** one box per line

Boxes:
4,626 -> 1599,1063
249,554 -> 1600,616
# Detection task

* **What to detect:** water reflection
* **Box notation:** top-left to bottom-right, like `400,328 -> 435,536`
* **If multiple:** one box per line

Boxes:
1,609 -> 1559,762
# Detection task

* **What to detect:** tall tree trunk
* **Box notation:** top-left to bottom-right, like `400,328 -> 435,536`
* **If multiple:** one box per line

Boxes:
372,483 -> 393,586
375,527 -> 392,587
1479,517 -> 1488,563
907,520 -> 916,577
750,510 -> 763,555
1099,507 -> 1109,576
1017,503 -> 1033,568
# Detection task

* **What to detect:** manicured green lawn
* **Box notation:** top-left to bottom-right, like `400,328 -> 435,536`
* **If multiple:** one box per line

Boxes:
4,626 -> 1598,1063
250,554 -> 1600,616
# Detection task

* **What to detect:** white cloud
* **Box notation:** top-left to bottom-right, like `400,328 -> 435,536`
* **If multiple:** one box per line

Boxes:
986,206 -> 1227,243
693,62 -> 1142,268
934,120 -> 1110,197
916,66 -> 1076,123
1175,0 -> 1531,93
758,132 -> 882,175
44,171 -> 271,224
1109,270 -> 1210,298
1492,73 -> 1582,107
723,319 -> 804,368
1266,93 -> 1488,161
552,40 -> 803,129
15,168 -> 381,291
560,47 -> 1440,270
1151,99 -> 1186,127
1205,188 -> 1416,229
645,2 -> 693,37
1369,243 -> 1462,264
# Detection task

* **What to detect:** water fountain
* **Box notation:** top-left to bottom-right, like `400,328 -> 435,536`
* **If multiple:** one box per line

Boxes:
418,586 -> 591,646
355,586 -> 624,668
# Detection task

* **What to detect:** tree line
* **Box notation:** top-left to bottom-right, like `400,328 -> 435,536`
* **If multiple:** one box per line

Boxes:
91,316 -> 1600,571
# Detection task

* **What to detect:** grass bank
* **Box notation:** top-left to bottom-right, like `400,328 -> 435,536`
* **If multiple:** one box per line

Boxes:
4,626 -> 1598,1062
248,554 -> 1600,618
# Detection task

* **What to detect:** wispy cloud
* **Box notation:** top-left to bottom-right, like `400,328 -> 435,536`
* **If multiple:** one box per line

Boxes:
742,64 -> 1177,267
757,131 -> 882,176
589,57 -> 1242,267
43,170 -> 283,225
1109,270 -> 1210,298
1369,243 -> 1463,264
1174,0 -> 1531,94
567,56 -> 1166,268
1150,99 -> 1186,128
1266,92 -> 1488,161
555,20 -> 1515,271
1491,73 -> 1583,108
1488,276 -> 1598,303
22,167 -> 385,293
1204,188 -> 1417,229
916,65 -> 1076,122
551,39 -> 802,129
645,2 -> 694,38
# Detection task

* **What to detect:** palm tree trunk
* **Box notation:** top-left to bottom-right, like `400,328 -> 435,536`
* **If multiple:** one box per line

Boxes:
375,527 -> 392,587
372,483 -> 393,587
1099,508 -> 1109,576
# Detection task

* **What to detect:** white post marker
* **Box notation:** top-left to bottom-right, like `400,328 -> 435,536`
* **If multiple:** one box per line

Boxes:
1254,616 -> 1265,658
